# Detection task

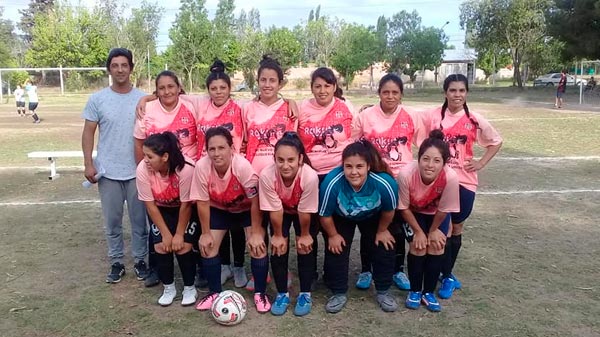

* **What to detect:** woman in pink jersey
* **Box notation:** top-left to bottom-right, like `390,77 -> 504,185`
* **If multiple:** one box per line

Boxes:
259,132 -> 320,316
134,71 -> 198,163
352,73 -> 425,292
190,127 -> 272,313
428,74 -> 502,299
136,132 -> 199,307
242,55 -> 298,175
397,129 -> 460,312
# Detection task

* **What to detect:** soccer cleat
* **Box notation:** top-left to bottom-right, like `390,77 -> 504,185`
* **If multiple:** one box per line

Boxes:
325,294 -> 347,314
144,268 -> 160,287
294,293 -> 312,316
422,292 -> 442,312
106,262 -> 125,283
376,292 -> 398,312
133,260 -> 149,281
220,265 -> 233,285
450,274 -> 462,289
393,271 -> 411,290
270,293 -> 290,316
355,271 -> 372,290
245,273 -> 272,292
232,266 -> 248,288
405,291 -> 421,310
195,292 -> 219,311
254,293 -> 272,313
158,283 -> 177,306
438,277 -> 456,299
181,286 -> 197,306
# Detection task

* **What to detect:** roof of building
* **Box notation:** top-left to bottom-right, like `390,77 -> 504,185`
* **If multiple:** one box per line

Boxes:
442,48 -> 477,63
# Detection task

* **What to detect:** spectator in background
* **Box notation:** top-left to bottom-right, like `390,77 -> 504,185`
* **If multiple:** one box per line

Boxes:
555,69 -> 567,108
14,85 -> 25,117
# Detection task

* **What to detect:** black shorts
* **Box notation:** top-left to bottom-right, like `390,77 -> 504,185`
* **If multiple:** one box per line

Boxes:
150,206 -> 201,244
209,207 -> 251,230
17,101 -> 25,108
28,102 -> 38,111
403,212 -> 451,242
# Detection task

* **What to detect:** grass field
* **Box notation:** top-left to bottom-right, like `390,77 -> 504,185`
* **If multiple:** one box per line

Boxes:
1,87 -> 599,337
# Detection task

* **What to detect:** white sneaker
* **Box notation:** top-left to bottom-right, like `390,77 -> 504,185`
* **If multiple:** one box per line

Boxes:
181,285 -> 197,306
158,283 -> 177,306
221,265 -> 233,285
232,266 -> 248,288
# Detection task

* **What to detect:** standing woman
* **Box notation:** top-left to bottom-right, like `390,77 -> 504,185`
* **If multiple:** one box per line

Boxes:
190,127 -> 272,313
14,85 -> 26,116
397,130 -> 460,312
319,139 -> 398,313
259,132 -> 320,316
25,80 -> 41,123
352,73 -> 425,291
136,132 -> 199,306
428,74 -> 502,299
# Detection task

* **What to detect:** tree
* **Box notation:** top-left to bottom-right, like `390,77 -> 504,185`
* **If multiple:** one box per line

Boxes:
477,48 -> 512,82
237,8 -> 264,92
523,38 -> 566,78
461,0 -> 551,88
548,0 -> 600,60
386,10 -> 423,74
265,27 -> 302,73
167,0 -> 213,90
18,0 -> 55,43
330,23 -> 377,90
0,7 -> 16,67
212,0 -> 240,72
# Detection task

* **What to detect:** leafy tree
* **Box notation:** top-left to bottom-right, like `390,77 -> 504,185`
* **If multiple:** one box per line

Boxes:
461,0 -> 551,87
0,7 -> 16,67
265,27 -> 302,73
477,47 -> 512,82
236,8 -> 264,92
212,0 -> 240,72
548,0 -> 600,60
330,23 -> 377,90
523,38 -> 566,78
18,0 -> 54,43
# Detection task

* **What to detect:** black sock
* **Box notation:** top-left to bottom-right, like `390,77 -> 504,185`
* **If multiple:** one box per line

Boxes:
196,255 -> 204,278
32,113 -> 39,121
202,256 -> 222,293
176,251 -> 196,287
251,256 -> 269,293
442,235 -> 462,278
297,251 -> 315,293
407,253 -> 425,292
156,252 -> 174,285
231,226 -> 246,267
359,231 -> 372,273
423,254 -> 444,293
148,235 -> 157,269
394,231 -> 406,273
270,252 -> 289,293
219,231 -> 231,265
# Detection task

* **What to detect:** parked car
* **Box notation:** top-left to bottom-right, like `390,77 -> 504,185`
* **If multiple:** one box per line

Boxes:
234,82 -> 247,91
533,73 -> 587,87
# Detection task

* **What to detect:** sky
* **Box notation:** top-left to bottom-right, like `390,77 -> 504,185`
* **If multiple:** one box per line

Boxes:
2,0 -> 466,52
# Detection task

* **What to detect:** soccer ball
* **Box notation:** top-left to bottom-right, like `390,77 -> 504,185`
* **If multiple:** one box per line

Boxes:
211,290 -> 247,326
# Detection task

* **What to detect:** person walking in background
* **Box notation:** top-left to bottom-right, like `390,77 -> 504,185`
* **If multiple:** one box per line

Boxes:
14,85 -> 26,117
24,80 -> 41,123
81,48 -> 149,284
555,69 -> 567,108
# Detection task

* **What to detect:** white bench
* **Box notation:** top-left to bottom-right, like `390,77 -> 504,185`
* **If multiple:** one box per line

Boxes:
27,151 -> 97,180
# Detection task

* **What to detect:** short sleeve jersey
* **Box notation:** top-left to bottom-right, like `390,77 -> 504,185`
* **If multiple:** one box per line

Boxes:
192,97 -> 244,158
82,87 -> 147,180
427,107 -> 502,192
319,166 -> 398,221
397,161 -> 460,215
190,153 -> 259,213
352,104 -> 426,178
136,159 -> 195,207
14,88 -> 25,102
259,163 -> 320,214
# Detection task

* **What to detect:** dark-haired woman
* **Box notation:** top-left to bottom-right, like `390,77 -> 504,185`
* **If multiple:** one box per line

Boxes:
397,129 -> 460,312
190,127 -> 272,313
136,132 -> 199,306
319,139 -> 398,314
352,73 -> 425,292
427,74 -> 502,299
259,132 -> 320,316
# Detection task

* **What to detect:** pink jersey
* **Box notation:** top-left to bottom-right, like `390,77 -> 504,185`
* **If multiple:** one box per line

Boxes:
136,159 -> 195,207
186,96 -> 244,158
190,153 -> 258,213
243,99 -> 297,174
259,163 -> 319,214
397,161 -> 460,215
352,104 -> 425,178
427,107 -> 503,192
298,98 -> 354,175
134,99 -> 198,160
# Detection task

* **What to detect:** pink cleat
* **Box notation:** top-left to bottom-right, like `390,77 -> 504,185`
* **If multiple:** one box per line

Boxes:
195,292 -> 219,311
254,293 -> 271,313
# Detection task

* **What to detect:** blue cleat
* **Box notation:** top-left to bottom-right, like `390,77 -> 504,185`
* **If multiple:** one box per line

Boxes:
393,271 -> 411,290
271,293 -> 290,316
293,293 -> 312,316
421,292 -> 442,312
355,271 -> 372,290
405,291 -> 421,310
438,277 -> 457,299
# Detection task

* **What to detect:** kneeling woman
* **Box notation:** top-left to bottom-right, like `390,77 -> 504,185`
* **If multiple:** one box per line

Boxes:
259,132 -> 320,316
190,127 -> 271,313
136,132 -> 198,306
397,130 -> 460,312
319,139 -> 398,313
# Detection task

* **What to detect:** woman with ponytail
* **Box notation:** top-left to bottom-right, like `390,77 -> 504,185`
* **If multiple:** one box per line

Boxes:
397,129 -> 460,312
318,139 -> 398,314
427,74 -> 502,299
136,132 -> 199,307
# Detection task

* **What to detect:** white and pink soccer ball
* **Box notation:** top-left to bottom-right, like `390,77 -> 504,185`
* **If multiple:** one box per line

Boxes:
211,290 -> 247,326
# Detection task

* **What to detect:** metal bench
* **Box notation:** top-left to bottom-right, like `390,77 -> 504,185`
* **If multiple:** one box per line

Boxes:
27,151 -> 96,180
